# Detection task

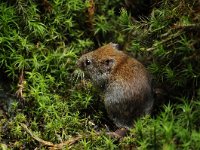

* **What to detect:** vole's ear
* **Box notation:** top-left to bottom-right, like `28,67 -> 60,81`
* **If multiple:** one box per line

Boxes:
110,43 -> 119,50
105,58 -> 114,66
104,58 -> 115,71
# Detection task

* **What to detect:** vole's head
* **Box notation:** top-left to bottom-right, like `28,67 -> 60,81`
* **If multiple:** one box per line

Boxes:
77,43 -> 120,87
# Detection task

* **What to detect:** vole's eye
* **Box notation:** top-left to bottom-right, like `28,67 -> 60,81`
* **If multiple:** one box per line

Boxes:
85,59 -> 91,66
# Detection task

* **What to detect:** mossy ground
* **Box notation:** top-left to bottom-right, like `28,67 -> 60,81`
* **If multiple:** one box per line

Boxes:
0,0 -> 200,149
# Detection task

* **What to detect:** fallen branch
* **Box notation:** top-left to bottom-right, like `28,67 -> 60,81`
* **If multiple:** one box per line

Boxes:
20,123 -> 124,149
20,123 -> 83,149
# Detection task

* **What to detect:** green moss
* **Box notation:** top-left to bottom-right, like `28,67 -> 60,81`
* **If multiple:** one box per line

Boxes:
0,0 -> 200,149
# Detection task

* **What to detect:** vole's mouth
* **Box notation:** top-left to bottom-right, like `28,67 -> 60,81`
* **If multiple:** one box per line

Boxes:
72,68 -> 85,82
76,61 -> 90,78
73,67 -> 93,81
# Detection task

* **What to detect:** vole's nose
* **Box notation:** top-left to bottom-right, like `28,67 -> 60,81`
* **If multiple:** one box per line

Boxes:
76,58 -> 84,70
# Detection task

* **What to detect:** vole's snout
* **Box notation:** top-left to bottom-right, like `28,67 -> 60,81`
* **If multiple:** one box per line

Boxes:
76,58 -> 84,70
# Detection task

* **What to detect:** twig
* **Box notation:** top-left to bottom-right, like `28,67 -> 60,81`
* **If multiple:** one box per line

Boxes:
87,0 -> 95,29
146,31 -> 182,51
20,123 -> 123,149
20,123 -> 83,149
16,69 -> 25,99
20,123 -> 54,146
172,23 -> 200,30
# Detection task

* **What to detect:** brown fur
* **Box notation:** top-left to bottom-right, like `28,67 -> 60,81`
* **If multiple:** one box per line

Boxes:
77,43 -> 154,129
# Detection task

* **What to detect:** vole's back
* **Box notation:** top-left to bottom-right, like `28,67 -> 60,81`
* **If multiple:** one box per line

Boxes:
78,43 -> 154,128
